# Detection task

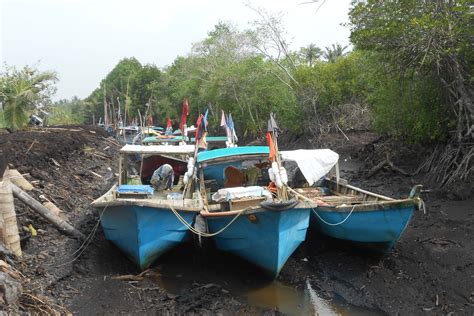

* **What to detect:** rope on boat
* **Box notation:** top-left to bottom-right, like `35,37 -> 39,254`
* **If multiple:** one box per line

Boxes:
308,203 -> 356,226
169,204 -> 247,237
414,197 -> 426,214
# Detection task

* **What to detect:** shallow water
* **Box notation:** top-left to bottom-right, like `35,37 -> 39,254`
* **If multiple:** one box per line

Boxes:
151,244 -> 381,315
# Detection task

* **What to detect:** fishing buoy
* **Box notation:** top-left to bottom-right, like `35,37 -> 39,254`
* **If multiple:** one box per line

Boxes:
268,168 -> 275,182
279,167 -> 288,185
271,162 -> 279,177
274,170 -> 283,188
275,177 -> 283,189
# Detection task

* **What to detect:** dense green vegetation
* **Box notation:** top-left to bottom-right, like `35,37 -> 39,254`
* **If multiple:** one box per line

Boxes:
0,66 -> 57,129
1,1 -> 471,146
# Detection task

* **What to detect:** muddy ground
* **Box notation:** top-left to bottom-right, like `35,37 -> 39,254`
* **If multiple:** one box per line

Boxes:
0,127 -> 472,315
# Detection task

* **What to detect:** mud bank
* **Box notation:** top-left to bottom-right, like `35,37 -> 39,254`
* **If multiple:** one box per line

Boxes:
0,127 -> 472,315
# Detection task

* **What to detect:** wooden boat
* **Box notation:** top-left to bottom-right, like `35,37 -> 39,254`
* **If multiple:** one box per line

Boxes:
196,146 -> 311,277
91,144 -> 200,270
117,126 -> 139,144
298,178 -> 422,250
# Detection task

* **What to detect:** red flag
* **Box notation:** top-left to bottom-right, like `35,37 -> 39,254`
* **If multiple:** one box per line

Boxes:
266,132 -> 276,161
195,114 -> 203,139
180,97 -> 189,133
166,117 -> 172,129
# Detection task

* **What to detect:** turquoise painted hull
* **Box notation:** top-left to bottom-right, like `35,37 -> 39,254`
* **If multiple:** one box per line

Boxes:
206,208 -> 310,277
310,205 -> 415,248
101,205 -> 196,269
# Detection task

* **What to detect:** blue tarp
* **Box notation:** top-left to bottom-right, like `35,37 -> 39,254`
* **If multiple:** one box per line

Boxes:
116,185 -> 154,195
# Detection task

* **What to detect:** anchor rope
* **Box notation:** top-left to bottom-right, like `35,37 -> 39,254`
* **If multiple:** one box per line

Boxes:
307,202 -> 356,226
168,204 -> 248,237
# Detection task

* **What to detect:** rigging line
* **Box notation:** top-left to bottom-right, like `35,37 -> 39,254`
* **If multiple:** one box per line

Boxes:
308,202 -> 356,226
169,204 -> 247,237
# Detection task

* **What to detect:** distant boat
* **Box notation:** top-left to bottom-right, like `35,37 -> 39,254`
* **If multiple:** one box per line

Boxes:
116,126 -> 140,144
196,146 -> 311,277
91,144 -> 200,270
304,179 -> 421,250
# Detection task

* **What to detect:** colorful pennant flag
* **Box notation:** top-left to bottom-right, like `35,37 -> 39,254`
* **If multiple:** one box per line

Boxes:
220,110 -> 226,127
180,97 -> 189,133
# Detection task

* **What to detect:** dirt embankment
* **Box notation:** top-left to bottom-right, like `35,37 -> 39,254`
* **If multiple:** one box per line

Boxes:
0,127 -> 472,315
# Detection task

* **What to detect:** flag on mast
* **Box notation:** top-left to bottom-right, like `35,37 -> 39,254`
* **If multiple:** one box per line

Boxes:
220,110 -> 226,127
165,117 -> 173,135
180,97 -> 189,134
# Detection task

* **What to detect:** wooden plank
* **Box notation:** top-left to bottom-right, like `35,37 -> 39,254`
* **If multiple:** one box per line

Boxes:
229,197 -> 266,211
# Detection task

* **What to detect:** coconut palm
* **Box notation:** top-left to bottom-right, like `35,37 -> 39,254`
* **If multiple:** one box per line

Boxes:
0,66 -> 57,129
306,43 -> 322,66
300,43 -> 322,66
323,43 -> 348,63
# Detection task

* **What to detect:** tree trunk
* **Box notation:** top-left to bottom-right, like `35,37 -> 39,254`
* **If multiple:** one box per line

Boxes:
0,177 -> 22,257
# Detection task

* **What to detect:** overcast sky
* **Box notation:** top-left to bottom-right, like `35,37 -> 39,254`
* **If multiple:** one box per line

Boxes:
1,0 -> 351,100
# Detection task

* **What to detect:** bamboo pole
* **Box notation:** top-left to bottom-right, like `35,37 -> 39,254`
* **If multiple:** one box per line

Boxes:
0,177 -> 22,257
10,183 -> 86,240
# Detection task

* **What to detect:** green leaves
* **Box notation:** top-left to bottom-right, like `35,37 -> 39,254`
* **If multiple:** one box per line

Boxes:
0,66 -> 57,129
348,0 -> 472,142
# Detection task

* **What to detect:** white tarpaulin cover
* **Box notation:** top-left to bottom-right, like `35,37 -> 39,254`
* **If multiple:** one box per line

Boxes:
281,149 -> 339,186
212,186 -> 272,202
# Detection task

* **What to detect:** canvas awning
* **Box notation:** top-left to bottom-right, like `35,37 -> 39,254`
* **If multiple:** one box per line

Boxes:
120,144 -> 195,155
281,149 -> 339,186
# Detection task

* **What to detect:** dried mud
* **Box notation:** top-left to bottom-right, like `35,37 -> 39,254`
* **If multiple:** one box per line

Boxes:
0,127 -> 472,315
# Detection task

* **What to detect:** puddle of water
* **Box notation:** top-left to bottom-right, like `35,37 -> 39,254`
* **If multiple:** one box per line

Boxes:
152,244 -> 381,316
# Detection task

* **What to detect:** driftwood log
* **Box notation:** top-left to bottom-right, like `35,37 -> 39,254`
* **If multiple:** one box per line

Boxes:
10,183 -> 86,240
367,153 -> 412,178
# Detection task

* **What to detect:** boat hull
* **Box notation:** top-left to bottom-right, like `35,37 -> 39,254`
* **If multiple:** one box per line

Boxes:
310,205 -> 415,248
101,205 -> 196,269
206,208 -> 310,277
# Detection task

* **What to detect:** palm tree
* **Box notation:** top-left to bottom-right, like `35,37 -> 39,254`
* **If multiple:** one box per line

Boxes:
323,43 -> 348,63
300,43 -> 322,66
0,66 -> 57,129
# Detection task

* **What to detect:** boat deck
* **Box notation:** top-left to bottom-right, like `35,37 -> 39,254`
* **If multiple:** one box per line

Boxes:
91,185 -> 206,211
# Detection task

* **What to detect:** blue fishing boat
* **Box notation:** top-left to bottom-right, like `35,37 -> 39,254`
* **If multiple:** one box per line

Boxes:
298,178 -> 422,249
91,144 -> 200,270
196,146 -> 310,277
274,148 -> 421,250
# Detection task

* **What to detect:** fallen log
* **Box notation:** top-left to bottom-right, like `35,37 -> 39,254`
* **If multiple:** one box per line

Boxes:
367,153 -> 413,178
10,183 -> 86,240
